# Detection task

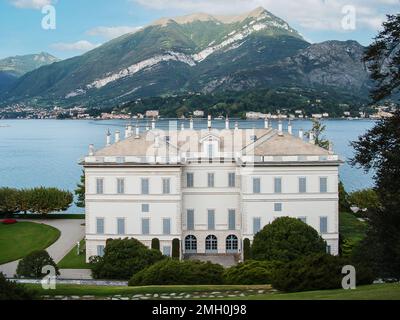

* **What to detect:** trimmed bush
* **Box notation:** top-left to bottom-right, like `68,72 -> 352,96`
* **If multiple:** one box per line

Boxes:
129,259 -> 224,286
172,238 -> 180,259
243,238 -> 251,261
151,238 -> 160,251
271,253 -> 375,292
90,238 -> 164,280
16,250 -> 59,279
223,260 -> 281,285
252,217 -> 326,263
0,273 -> 38,300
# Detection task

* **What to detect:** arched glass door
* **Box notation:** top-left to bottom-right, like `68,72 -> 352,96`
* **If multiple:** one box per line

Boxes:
205,235 -> 218,253
226,235 -> 238,253
185,235 -> 197,253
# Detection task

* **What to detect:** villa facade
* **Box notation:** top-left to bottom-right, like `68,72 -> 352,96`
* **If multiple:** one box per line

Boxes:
81,118 -> 342,262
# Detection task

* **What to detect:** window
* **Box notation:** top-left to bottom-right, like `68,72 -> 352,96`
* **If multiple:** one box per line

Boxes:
253,178 -> 261,194
96,178 -> 104,194
141,178 -> 149,194
97,245 -> 105,257
253,217 -> 261,234
274,177 -> 282,193
117,178 -> 125,194
274,203 -> 282,212
228,172 -> 236,187
142,218 -> 150,235
320,216 -> 328,234
185,235 -> 197,253
228,210 -> 236,230
208,173 -> 215,188
298,216 -> 307,224
187,209 -> 194,231
96,218 -> 104,234
141,204 -> 149,213
187,173 -> 194,188
299,177 -> 307,193
208,209 -> 215,230
162,218 -> 171,235
320,177 -> 328,193
162,246 -> 171,257
326,245 -> 331,254
208,143 -> 213,158
162,178 -> 171,194
226,235 -> 238,253
117,218 -> 125,235
205,235 -> 218,253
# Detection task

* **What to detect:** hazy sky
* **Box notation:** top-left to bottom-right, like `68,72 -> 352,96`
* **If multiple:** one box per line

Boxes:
0,0 -> 398,59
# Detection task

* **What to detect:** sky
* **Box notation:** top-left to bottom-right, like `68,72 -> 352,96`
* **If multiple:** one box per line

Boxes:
0,0 -> 398,60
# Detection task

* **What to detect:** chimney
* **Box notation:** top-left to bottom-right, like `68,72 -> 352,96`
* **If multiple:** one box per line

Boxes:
127,124 -> 133,138
299,129 -> 304,140
115,130 -> 120,143
309,131 -> 315,144
207,115 -> 212,129
278,121 -> 283,135
151,118 -> 156,130
88,144 -> 95,156
135,126 -> 140,139
190,117 -> 194,130
288,121 -> 293,135
106,129 -> 111,146
264,118 -> 269,129
225,116 -> 229,130
234,121 -> 239,131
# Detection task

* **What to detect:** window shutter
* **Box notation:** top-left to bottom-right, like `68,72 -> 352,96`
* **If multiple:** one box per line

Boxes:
208,210 -> 215,230
96,218 -> 104,234
253,217 -> 261,234
142,218 -> 150,235
187,210 -> 194,230
320,217 -> 328,233
274,178 -> 282,193
163,218 -> 171,235
299,177 -> 307,193
320,177 -> 328,193
228,210 -> 236,230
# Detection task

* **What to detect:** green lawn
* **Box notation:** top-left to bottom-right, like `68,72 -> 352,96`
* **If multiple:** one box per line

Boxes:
0,221 -> 61,264
58,239 -> 92,269
339,212 -> 367,242
227,283 -> 400,300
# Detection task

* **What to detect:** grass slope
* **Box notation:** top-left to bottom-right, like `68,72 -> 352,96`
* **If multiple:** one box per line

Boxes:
58,239 -> 92,269
0,221 -> 60,264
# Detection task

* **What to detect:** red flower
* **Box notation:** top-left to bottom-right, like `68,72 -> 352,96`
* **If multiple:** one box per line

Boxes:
2,219 -> 17,225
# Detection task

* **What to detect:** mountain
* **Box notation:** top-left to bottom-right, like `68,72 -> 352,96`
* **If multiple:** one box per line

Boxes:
0,7 -> 370,107
0,52 -> 59,92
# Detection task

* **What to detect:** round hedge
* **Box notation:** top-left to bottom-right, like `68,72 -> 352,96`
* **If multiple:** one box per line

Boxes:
252,217 -> 326,263
223,260 -> 281,285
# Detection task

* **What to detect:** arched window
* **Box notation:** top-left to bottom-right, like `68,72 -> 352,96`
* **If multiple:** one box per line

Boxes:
226,235 -> 238,253
185,235 -> 197,253
205,235 -> 218,253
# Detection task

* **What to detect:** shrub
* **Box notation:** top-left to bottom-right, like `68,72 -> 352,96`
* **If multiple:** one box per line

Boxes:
223,260 -> 281,285
172,238 -> 180,259
90,238 -> 164,280
0,273 -> 38,300
243,238 -> 251,261
252,217 -> 326,263
16,250 -> 59,279
271,253 -> 374,292
2,219 -> 17,225
129,259 -> 224,286
151,238 -> 160,251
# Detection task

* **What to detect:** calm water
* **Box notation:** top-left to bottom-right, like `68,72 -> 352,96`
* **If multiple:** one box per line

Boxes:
0,119 -> 375,213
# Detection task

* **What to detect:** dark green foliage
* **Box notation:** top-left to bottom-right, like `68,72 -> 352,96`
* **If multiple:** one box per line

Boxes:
16,250 -> 59,279
90,238 -> 164,280
350,111 -> 400,279
151,238 -> 160,251
251,217 -> 326,263
0,273 -> 38,300
309,118 -> 329,149
271,253 -> 374,292
128,259 -> 224,286
74,170 -> 85,208
223,260 -> 281,285
338,181 -> 350,212
0,188 -> 19,216
243,238 -> 251,261
172,238 -> 180,259
363,14 -> 400,102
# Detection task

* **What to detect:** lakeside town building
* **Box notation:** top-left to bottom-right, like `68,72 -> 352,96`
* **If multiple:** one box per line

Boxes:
81,117 -> 342,262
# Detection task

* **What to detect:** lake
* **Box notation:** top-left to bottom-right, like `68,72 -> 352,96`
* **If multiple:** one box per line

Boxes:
0,119 -> 375,213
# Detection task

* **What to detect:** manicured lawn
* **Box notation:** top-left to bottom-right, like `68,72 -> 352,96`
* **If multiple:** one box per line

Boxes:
227,283 -> 400,300
339,212 -> 367,243
58,239 -> 92,269
0,221 -> 60,264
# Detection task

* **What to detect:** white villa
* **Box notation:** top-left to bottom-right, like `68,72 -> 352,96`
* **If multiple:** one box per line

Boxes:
81,117 -> 342,262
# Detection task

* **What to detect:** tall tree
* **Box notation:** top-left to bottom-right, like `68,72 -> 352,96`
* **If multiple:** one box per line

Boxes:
74,170 -> 85,208
309,119 -> 330,150
364,14 -> 400,102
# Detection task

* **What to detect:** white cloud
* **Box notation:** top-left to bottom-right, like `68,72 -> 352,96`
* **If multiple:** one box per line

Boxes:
9,0 -> 54,9
86,26 -> 143,40
50,40 -> 101,52
132,0 -> 399,32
